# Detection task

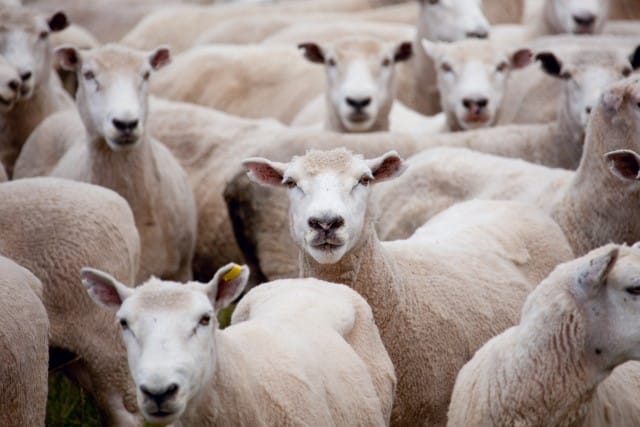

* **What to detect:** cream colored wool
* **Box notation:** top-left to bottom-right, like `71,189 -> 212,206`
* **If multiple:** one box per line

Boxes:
449,244 -> 640,427
0,178 -> 141,425
0,256 -> 48,427
246,148 -> 573,425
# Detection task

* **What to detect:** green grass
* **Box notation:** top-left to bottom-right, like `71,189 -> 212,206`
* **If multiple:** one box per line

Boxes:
46,372 -> 101,427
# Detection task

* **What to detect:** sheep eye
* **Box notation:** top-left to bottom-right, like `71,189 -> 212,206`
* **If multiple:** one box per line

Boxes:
441,62 -> 453,73
83,70 -> 95,80
382,58 -> 391,67
283,177 -> 297,189
39,31 -> 49,40
119,318 -> 128,329
622,67 -> 632,77
327,58 -> 336,67
496,61 -> 508,72
626,286 -> 640,296
359,175 -> 373,186
199,314 -> 211,326
142,70 -> 151,80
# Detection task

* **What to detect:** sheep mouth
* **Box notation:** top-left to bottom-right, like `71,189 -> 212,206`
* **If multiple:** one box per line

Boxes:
347,112 -> 371,124
310,235 -> 345,251
463,113 -> 490,124
111,136 -> 139,146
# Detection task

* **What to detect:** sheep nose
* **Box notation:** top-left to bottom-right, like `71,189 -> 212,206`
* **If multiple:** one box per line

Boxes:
140,383 -> 179,405
7,79 -> 20,92
573,12 -> 596,27
466,29 -> 489,39
346,97 -> 372,110
19,71 -> 32,82
308,216 -> 345,232
112,118 -> 139,133
462,97 -> 489,112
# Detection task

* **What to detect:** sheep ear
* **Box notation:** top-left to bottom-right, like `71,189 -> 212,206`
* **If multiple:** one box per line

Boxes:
149,46 -> 171,70
510,48 -> 532,70
298,42 -> 325,64
629,45 -> 640,70
366,151 -> 407,183
206,263 -> 249,311
393,41 -> 413,63
535,52 -> 570,79
81,267 -> 133,309
576,247 -> 619,297
48,11 -> 69,32
605,149 -> 640,181
243,157 -> 288,187
55,46 -> 81,72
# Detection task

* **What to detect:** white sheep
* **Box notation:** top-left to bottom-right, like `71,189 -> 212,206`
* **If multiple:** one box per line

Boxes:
243,147 -> 574,425
0,177 -> 141,425
0,256 -> 48,427
293,36 -> 430,133
449,243 -> 640,426
82,263 -> 396,426
52,44 -> 197,283
0,6 -> 73,176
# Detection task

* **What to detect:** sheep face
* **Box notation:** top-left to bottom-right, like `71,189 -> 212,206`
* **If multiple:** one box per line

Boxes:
55,44 -> 170,151
299,38 -> 412,132
536,48 -> 639,135
243,149 -> 406,264
423,39 -> 532,130
545,0 -> 609,35
0,7 -> 68,100
417,0 -> 489,42
571,246 -> 640,369
0,55 -> 20,112
81,264 -> 249,426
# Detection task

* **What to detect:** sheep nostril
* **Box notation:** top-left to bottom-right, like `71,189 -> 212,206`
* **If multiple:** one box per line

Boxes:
573,13 -> 596,27
19,71 -> 32,82
585,106 -> 592,114
466,30 -> 488,39
7,79 -> 19,92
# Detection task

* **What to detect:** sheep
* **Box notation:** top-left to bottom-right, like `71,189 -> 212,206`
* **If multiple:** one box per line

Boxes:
0,177 -> 141,425
243,147 -> 574,426
419,38 -> 532,131
525,0 -> 611,37
0,6 -> 73,176
448,243 -> 640,426
293,36 -> 419,133
0,256 -> 49,427
82,262 -> 396,426
51,44 -> 197,283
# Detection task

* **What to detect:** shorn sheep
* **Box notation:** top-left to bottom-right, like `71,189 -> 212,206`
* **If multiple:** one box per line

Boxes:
244,147 -> 573,425
51,44 -> 197,282
82,263 -> 396,426
449,243 -> 640,426
294,36 -> 416,133
0,256 -> 48,427
0,5 -> 73,176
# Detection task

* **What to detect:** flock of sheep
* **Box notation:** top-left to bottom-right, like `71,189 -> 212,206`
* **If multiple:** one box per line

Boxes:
2,0 -> 640,425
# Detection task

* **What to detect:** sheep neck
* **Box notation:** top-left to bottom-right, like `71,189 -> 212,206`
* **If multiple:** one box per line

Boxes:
300,221 -> 403,334
555,100 -> 586,169
493,288 -> 604,425
86,132 -> 159,224
323,93 -> 391,133
552,109 -> 640,255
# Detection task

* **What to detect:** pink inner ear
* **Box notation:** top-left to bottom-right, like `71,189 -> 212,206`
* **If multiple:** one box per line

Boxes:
150,49 -> 171,70
372,156 -> 402,180
57,48 -> 80,71
91,281 -> 122,307
245,162 -> 284,185
608,152 -> 640,179
511,49 -> 532,69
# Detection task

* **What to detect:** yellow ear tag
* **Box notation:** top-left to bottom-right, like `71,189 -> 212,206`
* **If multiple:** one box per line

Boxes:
223,264 -> 243,282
